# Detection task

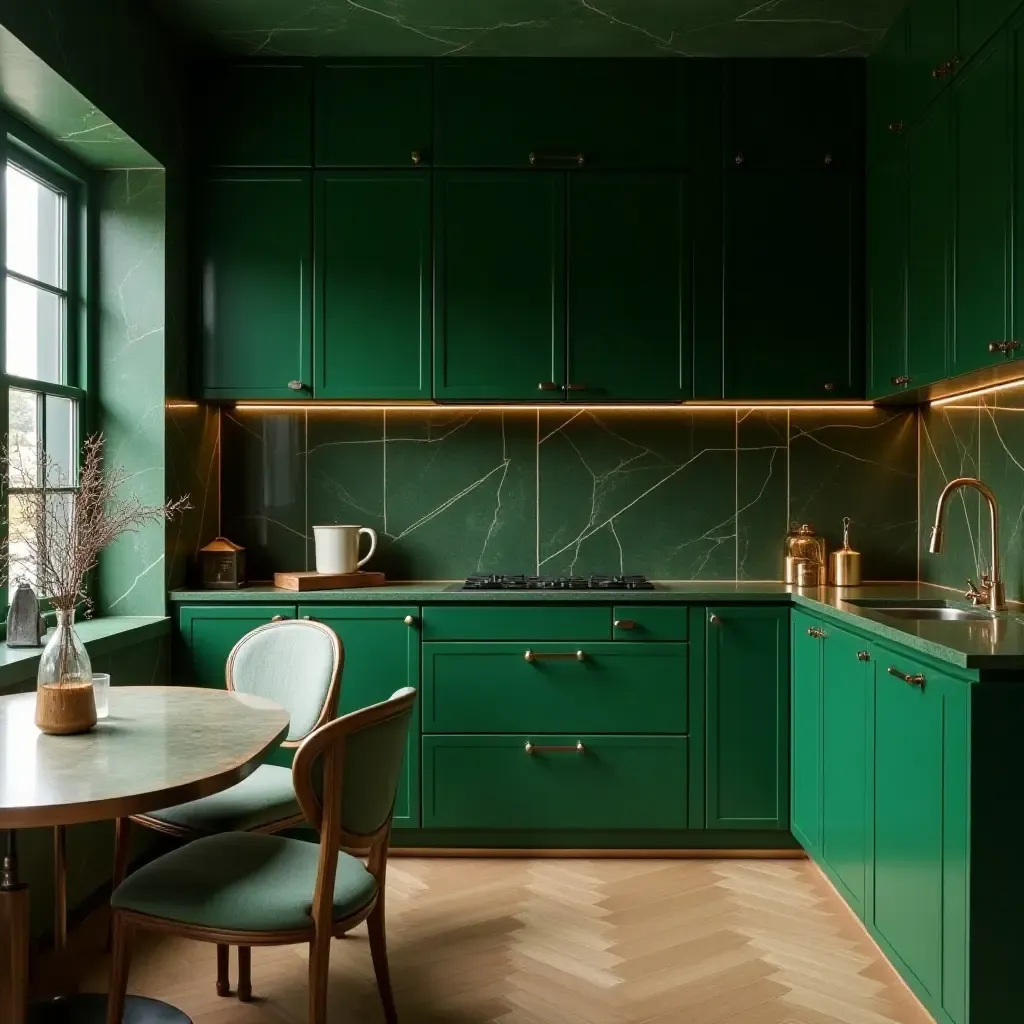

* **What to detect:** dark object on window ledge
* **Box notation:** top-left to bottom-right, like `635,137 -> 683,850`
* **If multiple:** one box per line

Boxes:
200,537 -> 247,590
6,583 -> 46,647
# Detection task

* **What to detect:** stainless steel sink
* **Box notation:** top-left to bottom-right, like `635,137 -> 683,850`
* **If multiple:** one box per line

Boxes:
873,606 -> 995,622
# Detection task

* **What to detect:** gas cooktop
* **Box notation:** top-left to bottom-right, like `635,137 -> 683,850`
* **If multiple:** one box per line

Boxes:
455,574 -> 656,591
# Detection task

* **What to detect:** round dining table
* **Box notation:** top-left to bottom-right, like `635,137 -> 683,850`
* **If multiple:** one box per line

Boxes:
0,685 -> 290,1024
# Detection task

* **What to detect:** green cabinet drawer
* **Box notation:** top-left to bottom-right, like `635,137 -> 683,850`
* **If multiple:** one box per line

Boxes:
611,605 -> 688,642
422,642 -> 687,733
422,734 -> 688,830
421,605 -> 610,642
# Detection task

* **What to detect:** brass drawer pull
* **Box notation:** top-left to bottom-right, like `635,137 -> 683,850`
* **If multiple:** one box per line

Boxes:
988,340 -> 1021,355
887,120 -> 905,134
524,650 -> 586,662
613,619 -> 635,630
891,375 -> 911,386
537,381 -> 560,392
807,626 -> 827,639
857,650 -> 871,662
888,666 -> 925,688
525,740 -> 585,755
528,151 -> 585,167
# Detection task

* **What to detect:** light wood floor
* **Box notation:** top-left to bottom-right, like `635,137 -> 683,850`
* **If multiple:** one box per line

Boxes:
69,858 -> 935,1024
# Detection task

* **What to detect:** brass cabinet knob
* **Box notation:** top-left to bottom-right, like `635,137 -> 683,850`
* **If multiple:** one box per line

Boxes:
613,619 -> 635,630
411,150 -> 422,165
271,615 -> 284,622
824,152 -> 833,166
734,151 -> 745,166
524,649 -> 535,662
709,613 -> 721,625
887,120 -> 905,134
857,650 -> 871,662
891,375 -> 911,386
287,380 -> 306,391
824,383 -> 835,391
404,615 -> 416,626
537,381 -> 560,392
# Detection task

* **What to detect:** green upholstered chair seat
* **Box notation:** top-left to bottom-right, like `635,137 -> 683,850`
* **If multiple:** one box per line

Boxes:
111,832 -> 377,933
144,765 -> 300,834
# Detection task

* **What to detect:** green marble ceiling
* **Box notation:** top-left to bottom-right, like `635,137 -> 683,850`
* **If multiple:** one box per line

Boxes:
145,0 -> 905,57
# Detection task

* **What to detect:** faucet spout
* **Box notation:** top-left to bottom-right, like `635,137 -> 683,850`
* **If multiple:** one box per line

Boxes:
929,477 -> 1005,612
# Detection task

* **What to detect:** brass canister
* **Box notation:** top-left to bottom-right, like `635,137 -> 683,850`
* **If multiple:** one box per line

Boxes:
795,560 -> 823,587
784,524 -> 826,584
829,517 -> 862,587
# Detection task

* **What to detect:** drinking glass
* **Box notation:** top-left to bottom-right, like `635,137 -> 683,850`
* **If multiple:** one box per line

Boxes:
92,673 -> 111,719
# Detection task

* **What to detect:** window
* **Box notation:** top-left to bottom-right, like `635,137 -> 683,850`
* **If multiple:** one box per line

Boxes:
5,154 -> 84,594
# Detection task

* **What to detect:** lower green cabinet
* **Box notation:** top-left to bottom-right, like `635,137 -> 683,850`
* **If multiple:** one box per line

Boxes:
705,605 -> 789,829
300,605 -> 421,828
790,611 -> 823,854
422,735 -> 688,830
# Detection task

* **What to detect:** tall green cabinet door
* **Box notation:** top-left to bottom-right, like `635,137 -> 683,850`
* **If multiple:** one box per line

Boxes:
200,173 -> 312,400
566,173 -> 691,402
952,34 -> 1011,378
868,11 -> 909,167
790,612 -> 822,856
907,0 -> 957,116
434,172 -> 566,401
299,606 -> 421,828
821,629 -> 870,914
314,173 -> 430,399
867,147 -> 908,397
906,94 -> 951,387
723,170 -> 857,400
960,0 -> 1019,64
705,606 -> 789,830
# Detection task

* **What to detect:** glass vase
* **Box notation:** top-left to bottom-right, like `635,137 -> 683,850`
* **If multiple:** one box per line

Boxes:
35,608 -> 96,734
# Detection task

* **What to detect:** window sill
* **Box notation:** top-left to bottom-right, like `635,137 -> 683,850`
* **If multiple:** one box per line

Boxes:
0,616 -> 169,693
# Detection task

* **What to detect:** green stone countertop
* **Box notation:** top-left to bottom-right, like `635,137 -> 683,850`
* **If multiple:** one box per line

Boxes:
169,583 -> 1024,672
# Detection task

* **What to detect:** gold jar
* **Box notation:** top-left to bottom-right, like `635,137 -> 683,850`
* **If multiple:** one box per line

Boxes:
829,517 -> 862,587
784,524 -> 826,584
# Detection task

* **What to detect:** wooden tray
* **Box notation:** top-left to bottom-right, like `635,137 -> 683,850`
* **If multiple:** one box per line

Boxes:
273,570 -> 386,592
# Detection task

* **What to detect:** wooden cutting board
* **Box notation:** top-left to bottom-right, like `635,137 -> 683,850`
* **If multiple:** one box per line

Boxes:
273,570 -> 386,592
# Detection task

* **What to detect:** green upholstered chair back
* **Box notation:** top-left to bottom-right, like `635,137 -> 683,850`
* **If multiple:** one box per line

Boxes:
293,687 -> 417,845
227,620 -> 343,746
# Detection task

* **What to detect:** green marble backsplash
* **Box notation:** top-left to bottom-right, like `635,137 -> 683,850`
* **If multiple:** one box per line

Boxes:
920,387 -> 1024,602
211,406 -> 918,583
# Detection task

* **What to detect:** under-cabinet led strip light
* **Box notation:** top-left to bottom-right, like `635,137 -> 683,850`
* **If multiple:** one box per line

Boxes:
929,378 -> 1024,407
227,402 -> 878,413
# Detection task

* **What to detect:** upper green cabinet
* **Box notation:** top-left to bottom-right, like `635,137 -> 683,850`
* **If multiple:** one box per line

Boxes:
433,171 -> 566,402
201,63 -> 312,167
705,605 -> 789,830
434,59 -> 688,169
723,60 -> 862,170
723,170 -> 859,400
907,0 -> 958,116
960,0 -> 1021,64
566,174 -> 691,402
200,173 -> 312,399
315,61 -> 431,167
314,172 -> 431,400
868,12 -> 910,167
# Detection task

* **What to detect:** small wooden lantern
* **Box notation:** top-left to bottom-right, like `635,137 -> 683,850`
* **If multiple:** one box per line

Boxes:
199,537 -> 246,590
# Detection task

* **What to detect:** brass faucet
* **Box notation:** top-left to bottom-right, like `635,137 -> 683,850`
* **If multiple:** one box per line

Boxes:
928,477 -> 1006,612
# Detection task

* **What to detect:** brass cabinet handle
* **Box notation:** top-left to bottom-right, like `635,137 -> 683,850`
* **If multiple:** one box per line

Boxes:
537,381 -> 560,392
807,627 -> 828,639
411,150 -> 422,165
404,615 -> 416,626
988,340 -> 1021,355
525,740 -> 585,755
524,650 -> 586,662
271,615 -> 284,622
887,120 -> 905,134
857,650 -> 871,662
891,375 -> 911,386
888,666 -> 926,688
824,383 -> 835,391
613,619 -> 635,630
709,613 -> 721,625
932,58 -> 960,79
528,151 -> 585,167
287,380 -> 306,391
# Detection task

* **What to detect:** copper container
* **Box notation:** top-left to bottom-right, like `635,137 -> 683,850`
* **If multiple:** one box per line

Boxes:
829,517 -> 862,587
784,524 -> 826,584
796,560 -> 823,587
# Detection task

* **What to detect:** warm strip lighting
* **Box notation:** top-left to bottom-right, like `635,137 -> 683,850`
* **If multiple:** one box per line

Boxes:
165,401 -> 199,409
930,378 -> 1024,407
232,402 -> 878,413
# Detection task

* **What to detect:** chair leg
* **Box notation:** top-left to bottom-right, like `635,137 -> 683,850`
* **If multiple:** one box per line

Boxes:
105,912 -> 133,1024
308,931 -> 332,1024
215,944 -> 231,997
367,896 -> 398,1024
237,945 -> 252,1002
108,819 -> 131,953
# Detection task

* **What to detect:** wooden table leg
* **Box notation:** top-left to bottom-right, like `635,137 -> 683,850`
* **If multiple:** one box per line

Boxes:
1,830 -> 29,1024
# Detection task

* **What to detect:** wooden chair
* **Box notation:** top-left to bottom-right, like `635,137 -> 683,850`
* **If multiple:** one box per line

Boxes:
105,686 -> 416,1024
111,617 -> 342,1000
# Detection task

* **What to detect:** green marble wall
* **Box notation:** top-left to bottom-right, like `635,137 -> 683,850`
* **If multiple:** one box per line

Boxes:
216,406 -> 918,583
920,387 -> 1024,602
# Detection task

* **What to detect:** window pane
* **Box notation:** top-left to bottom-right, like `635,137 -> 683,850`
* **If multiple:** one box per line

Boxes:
6,164 -> 63,288
8,493 -> 37,589
8,388 -> 39,488
6,277 -> 63,383
7,491 -> 75,596
45,395 -> 76,487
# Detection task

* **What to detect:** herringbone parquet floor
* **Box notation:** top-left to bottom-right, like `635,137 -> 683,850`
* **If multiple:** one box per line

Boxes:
72,858 -> 934,1024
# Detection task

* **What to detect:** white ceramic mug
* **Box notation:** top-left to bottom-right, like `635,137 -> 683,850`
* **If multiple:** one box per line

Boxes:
312,525 -> 378,574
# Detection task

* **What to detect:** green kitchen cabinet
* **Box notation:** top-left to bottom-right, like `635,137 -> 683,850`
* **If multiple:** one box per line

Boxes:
200,172 -> 312,400
315,61 -> 431,168
952,33 -> 1011,378
433,172 -> 565,401
566,173 -> 691,402
705,605 -> 789,830
790,612 -> 822,856
723,170 -> 859,400
421,604 -> 610,642
176,604 -> 296,767
314,172 -> 430,399
867,147 -> 908,397
200,62 -> 312,168
821,627 -> 870,914
422,734 -> 688,830
959,0 -> 1020,64
299,605 -> 421,828
868,11 -> 910,167
907,0 -> 958,116
869,643 -> 968,1022
906,93 -> 951,388
1012,15 -> 1024,356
